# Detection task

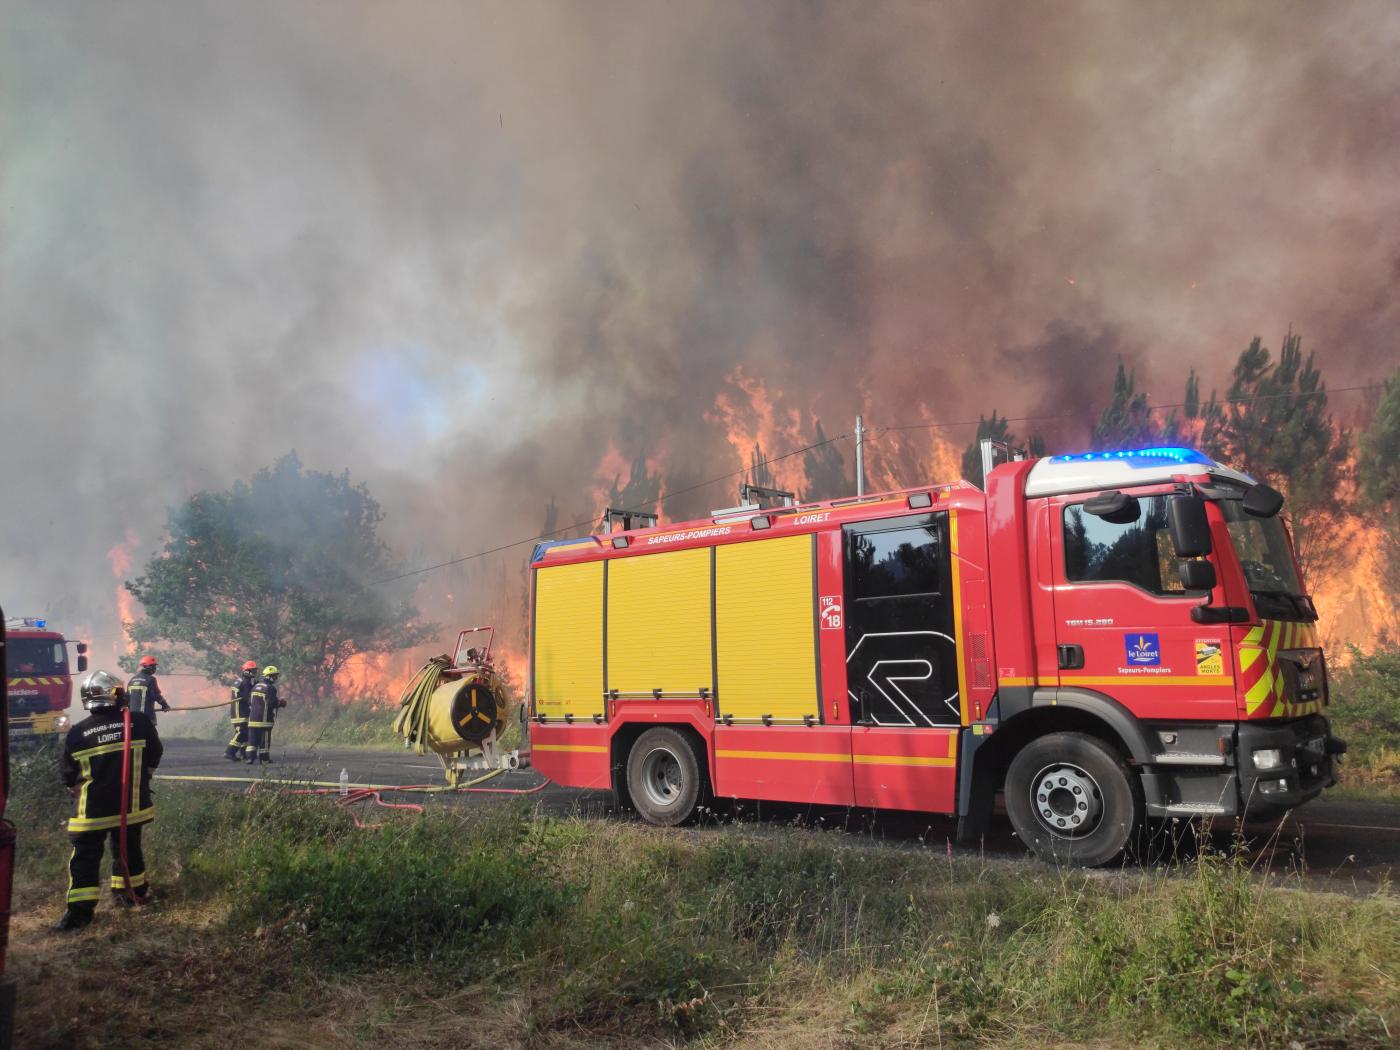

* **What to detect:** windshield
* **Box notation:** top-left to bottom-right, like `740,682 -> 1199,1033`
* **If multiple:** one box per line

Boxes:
7,638 -> 69,677
1217,499 -> 1310,621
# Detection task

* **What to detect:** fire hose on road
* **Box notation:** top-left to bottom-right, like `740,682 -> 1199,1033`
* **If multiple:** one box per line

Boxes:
153,769 -> 553,827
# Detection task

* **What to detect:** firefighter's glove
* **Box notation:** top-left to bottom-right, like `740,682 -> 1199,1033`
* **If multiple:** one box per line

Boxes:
161,702 -> 171,712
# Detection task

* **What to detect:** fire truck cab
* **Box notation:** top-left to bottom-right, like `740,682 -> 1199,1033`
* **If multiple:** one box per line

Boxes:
4,618 -> 86,739
526,446 -> 1345,866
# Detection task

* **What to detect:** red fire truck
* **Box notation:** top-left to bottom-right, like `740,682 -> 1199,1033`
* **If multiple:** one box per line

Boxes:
4,618 -> 86,740
1,608 -> 19,1044
526,446 -> 1345,866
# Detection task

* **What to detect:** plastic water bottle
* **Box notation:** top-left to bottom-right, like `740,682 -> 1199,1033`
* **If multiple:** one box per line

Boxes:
339,768 -> 349,797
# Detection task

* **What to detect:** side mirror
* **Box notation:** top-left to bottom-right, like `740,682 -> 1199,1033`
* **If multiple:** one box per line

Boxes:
1084,491 -> 1140,525
1168,495 -> 1212,557
1243,483 -> 1284,518
1177,559 -> 1216,592
77,655 -> 89,673
76,642 -> 88,655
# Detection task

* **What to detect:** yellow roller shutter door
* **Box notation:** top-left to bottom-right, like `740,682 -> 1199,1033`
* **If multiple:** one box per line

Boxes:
607,547 -> 713,696
533,561 -> 604,718
716,534 -> 818,722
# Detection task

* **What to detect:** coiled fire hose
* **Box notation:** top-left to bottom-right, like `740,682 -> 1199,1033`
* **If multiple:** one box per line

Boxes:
390,654 -> 453,755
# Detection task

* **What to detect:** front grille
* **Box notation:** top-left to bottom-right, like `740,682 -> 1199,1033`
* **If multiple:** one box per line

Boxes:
8,694 -> 52,716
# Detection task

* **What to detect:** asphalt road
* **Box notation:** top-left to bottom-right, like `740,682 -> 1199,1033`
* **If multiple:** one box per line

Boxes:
155,737 -> 1400,889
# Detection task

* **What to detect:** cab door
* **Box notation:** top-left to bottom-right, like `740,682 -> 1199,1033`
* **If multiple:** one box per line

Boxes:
1050,491 -> 1235,722
844,513 -> 960,813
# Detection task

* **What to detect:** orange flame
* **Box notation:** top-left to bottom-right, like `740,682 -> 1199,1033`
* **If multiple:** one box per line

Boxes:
106,529 -> 140,661
707,367 -> 808,494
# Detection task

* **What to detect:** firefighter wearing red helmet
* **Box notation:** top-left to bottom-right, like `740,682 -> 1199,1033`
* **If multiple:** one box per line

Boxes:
126,655 -> 171,725
52,670 -> 163,931
225,660 -> 258,761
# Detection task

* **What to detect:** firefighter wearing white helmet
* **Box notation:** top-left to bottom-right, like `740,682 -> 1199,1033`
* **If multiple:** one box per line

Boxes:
245,665 -> 283,765
52,670 -> 163,931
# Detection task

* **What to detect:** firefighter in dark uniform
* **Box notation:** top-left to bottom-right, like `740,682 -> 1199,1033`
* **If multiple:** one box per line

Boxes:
52,670 -> 163,931
226,660 -> 257,761
245,665 -> 282,764
126,654 -> 170,725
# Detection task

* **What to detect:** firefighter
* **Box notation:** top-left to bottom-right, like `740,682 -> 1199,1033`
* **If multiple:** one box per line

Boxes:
245,666 -> 282,764
126,655 -> 170,724
225,660 -> 257,761
52,670 -> 163,932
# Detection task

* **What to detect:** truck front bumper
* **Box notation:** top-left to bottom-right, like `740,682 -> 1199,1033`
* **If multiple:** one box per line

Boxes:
1236,715 -> 1343,820
1140,715 -> 1344,821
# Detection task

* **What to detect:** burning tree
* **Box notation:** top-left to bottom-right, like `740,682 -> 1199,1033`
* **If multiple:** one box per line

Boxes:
122,452 -> 433,703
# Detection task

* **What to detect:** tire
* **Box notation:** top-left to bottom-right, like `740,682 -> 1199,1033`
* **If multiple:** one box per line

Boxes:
625,727 -> 707,827
1005,731 -> 1143,868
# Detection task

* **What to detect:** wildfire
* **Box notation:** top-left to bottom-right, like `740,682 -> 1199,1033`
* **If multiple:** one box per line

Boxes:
861,412 -> 963,496
1313,520 -> 1399,661
337,649 -> 419,700
106,529 -> 140,660
707,367 -> 809,494
337,639 -> 530,705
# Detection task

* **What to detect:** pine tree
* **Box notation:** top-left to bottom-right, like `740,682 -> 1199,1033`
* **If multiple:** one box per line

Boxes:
1092,360 -> 1184,449
802,419 -> 850,500
1357,366 -> 1400,594
1196,332 -> 1351,580
960,412 -> 1045,489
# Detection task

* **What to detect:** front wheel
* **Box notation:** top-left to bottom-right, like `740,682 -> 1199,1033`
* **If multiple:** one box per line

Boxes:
626,727 -> 707,826
1005,732 -> 1142,867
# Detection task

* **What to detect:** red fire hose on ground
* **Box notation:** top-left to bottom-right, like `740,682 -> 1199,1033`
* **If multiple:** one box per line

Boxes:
115,707 -> 137,906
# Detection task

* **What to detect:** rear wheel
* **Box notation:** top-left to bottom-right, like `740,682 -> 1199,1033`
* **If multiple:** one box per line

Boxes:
626,727 -> 706,826
1005,732 -> 1142,867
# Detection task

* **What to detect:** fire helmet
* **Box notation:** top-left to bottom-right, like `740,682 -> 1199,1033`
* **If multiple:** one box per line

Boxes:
262,665 -> 280,678
241,660 -> 258,672
139,655 -> 158,669
80,670 -> 126,710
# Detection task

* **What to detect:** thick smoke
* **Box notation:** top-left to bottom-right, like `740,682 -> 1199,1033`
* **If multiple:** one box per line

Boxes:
3,1 -> 1399,675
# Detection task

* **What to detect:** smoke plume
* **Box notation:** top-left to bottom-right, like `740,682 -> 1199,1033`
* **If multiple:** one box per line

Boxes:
3,1 -> 1399,676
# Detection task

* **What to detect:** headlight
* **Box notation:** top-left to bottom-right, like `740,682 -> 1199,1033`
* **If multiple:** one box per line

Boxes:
1252,748 -> 1283,770
56,715 -> 69,729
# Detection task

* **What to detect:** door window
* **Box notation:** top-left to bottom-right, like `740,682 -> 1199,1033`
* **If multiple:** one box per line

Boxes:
844,515 -> 960,726
1063,496 -> 1189,596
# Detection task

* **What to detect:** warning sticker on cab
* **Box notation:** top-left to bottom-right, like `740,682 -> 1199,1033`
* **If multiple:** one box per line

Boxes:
819,596 -> 843,630
1195,640 -> 1223,676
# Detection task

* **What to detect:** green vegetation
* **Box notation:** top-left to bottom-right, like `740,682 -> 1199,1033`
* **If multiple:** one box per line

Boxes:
8,750 -> 1397,1048
1330,645 -> 1400,800
122,451 -> 433,701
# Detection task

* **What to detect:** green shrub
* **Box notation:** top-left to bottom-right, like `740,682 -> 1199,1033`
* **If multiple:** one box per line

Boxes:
1331,645 -> 1400,766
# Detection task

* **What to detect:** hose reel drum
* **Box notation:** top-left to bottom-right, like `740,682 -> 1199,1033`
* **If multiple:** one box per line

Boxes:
393,626 -> 522,783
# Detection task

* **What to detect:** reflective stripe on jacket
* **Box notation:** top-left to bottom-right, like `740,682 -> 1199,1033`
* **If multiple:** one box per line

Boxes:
60,709 -> 163,832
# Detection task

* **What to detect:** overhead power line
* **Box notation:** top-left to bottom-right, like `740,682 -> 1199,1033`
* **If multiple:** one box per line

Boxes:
368,432 -> 851,586
370,380 -> 1385,588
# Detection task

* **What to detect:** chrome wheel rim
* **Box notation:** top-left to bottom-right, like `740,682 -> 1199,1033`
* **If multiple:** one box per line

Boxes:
1031,762 -> 1104,838
640,747 -> 683,808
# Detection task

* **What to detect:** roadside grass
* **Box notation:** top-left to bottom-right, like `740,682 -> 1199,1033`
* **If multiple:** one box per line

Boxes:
1329,646 -> 1400,802
8,747 -> 1398,1049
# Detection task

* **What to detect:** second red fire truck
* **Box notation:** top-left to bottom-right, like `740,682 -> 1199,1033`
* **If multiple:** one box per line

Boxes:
4,618 -> 86,740
526,445 -> 1345,866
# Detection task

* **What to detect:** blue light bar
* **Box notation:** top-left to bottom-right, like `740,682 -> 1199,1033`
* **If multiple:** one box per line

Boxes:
1050,447 -> 1213,466
33,619 -> 45,629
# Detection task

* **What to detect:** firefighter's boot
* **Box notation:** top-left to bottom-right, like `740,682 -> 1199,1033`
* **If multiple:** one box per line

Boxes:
51,906 -> 94,932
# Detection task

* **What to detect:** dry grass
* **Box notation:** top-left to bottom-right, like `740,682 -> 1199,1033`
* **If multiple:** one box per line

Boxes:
9,762 -> 1400,1049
